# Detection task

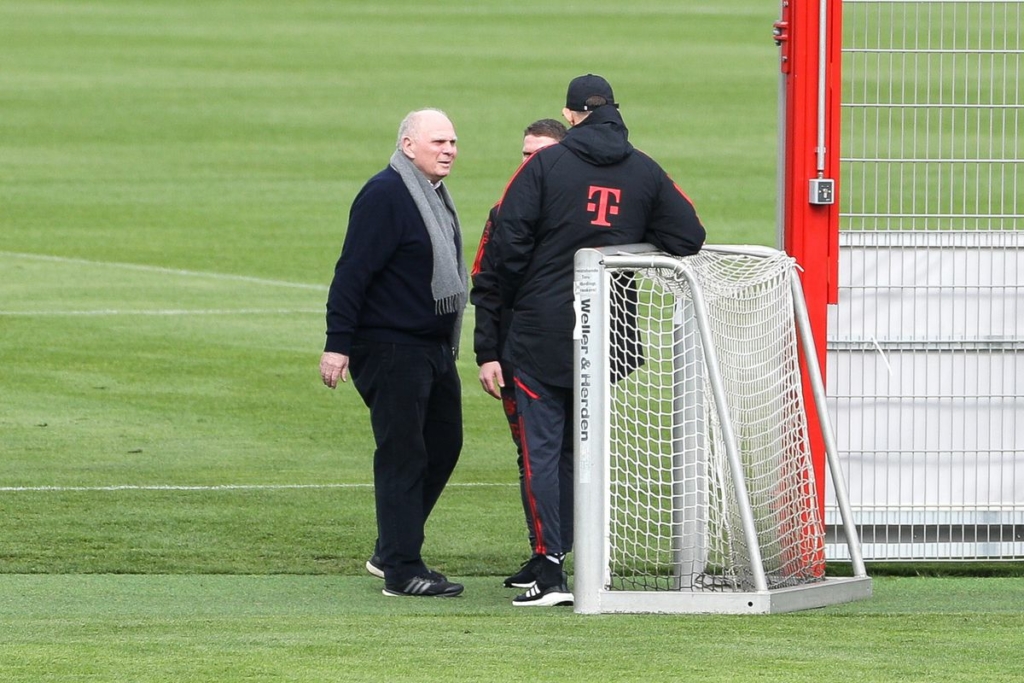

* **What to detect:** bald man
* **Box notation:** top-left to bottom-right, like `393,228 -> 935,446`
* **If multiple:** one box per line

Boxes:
321,109 -> 468,598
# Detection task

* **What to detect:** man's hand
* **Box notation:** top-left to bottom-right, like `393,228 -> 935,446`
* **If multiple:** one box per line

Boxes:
478,361 -> 505,399
320,352 -> 350,389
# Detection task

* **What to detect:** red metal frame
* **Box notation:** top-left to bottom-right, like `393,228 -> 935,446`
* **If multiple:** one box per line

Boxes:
776,0 -> 842,536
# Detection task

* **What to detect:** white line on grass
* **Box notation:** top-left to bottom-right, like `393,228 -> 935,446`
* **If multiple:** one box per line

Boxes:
0,309 -> 322,316
0,251 -> 324,291
0,483 -> 514,493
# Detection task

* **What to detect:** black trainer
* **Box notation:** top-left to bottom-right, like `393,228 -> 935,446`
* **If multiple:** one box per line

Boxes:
367,553 -> 449,582
503,554 -> 546,588
383,574 -> 464,598
512,557 -> 573,607
365,554 -> 384,579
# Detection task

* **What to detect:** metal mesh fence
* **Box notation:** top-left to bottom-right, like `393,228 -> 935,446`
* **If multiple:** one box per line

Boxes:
841,0 -> 1021,231
829,0 -> 1024,560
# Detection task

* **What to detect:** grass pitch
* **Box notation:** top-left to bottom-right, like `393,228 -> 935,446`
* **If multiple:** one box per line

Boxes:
2,575 -> 1022,682
2,1 -> 1022,682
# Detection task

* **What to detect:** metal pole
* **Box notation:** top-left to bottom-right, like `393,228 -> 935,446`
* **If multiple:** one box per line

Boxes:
573,248 -> 612,613
816,0 -> 828,175
790,275 -> 868,577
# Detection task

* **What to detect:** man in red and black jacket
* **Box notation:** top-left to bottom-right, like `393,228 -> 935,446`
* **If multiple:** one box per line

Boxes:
471,118 -> 566,592
492,74 -> 706,607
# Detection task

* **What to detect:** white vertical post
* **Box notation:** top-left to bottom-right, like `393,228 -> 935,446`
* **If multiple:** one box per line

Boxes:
573,248 -> 610,614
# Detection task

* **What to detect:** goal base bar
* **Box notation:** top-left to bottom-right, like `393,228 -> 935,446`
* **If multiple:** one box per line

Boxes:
574,577 -> 872,615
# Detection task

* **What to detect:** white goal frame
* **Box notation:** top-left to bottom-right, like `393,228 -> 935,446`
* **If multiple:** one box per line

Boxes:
573,243 -> 871,614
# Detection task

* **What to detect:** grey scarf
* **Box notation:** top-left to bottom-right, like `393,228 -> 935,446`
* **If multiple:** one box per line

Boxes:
389,149 -> 468,354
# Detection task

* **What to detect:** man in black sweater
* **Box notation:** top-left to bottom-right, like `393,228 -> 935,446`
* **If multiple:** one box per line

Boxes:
493,75 -> 706,606
320,108 -> 468,598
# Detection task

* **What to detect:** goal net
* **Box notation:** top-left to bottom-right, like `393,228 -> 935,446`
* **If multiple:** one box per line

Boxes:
573,244 -> 870,614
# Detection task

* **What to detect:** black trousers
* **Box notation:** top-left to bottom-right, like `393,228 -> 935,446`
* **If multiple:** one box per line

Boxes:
513,369 -> 574,557
350,340 -> 463,584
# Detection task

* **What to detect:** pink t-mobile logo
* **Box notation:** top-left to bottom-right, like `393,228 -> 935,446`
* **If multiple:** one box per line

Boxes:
586,186 -> 621,227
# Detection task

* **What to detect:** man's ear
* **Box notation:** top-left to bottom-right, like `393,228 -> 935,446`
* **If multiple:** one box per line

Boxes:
400,136 -> 415,158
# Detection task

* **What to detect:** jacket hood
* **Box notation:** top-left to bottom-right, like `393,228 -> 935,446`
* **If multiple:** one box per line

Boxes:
560,105 -> 633,166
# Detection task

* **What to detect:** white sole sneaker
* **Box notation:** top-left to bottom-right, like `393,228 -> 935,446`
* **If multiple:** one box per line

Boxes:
365,558 -> 385,579
512,588 -> 574,607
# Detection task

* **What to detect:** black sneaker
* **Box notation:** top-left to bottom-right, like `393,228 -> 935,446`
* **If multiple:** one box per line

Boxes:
512,558 -> 573,607
365,554 -> 384,579
383,574 -> 464,598
503,554 -> 546,588
368,554 -> 448,582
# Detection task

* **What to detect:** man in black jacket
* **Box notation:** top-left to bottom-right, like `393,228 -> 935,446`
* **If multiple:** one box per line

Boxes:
471,118 -> 567,591
493,75 -> 706,606
320,109 -> 467,598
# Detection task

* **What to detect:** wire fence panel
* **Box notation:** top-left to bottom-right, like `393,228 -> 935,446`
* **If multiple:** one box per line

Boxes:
827,0 -> 1024,560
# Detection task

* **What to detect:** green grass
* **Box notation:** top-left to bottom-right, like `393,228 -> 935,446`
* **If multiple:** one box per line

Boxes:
2,1 -> 1022,681
3,575 -> 1023,683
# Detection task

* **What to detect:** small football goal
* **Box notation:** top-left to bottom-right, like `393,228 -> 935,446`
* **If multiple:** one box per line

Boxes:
573,243 -> 870,614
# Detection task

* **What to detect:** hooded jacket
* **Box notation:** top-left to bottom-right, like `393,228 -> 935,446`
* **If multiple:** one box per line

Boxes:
492,105 -> 705,388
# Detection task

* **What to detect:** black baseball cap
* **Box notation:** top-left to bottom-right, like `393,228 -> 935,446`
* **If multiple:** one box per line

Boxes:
565,74 -> 618,112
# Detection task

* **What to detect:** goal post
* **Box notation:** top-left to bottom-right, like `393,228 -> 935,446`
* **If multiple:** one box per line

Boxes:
573,243 -> 870,614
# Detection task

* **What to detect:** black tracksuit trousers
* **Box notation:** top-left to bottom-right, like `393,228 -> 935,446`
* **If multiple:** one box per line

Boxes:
513,369 -> 574,557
